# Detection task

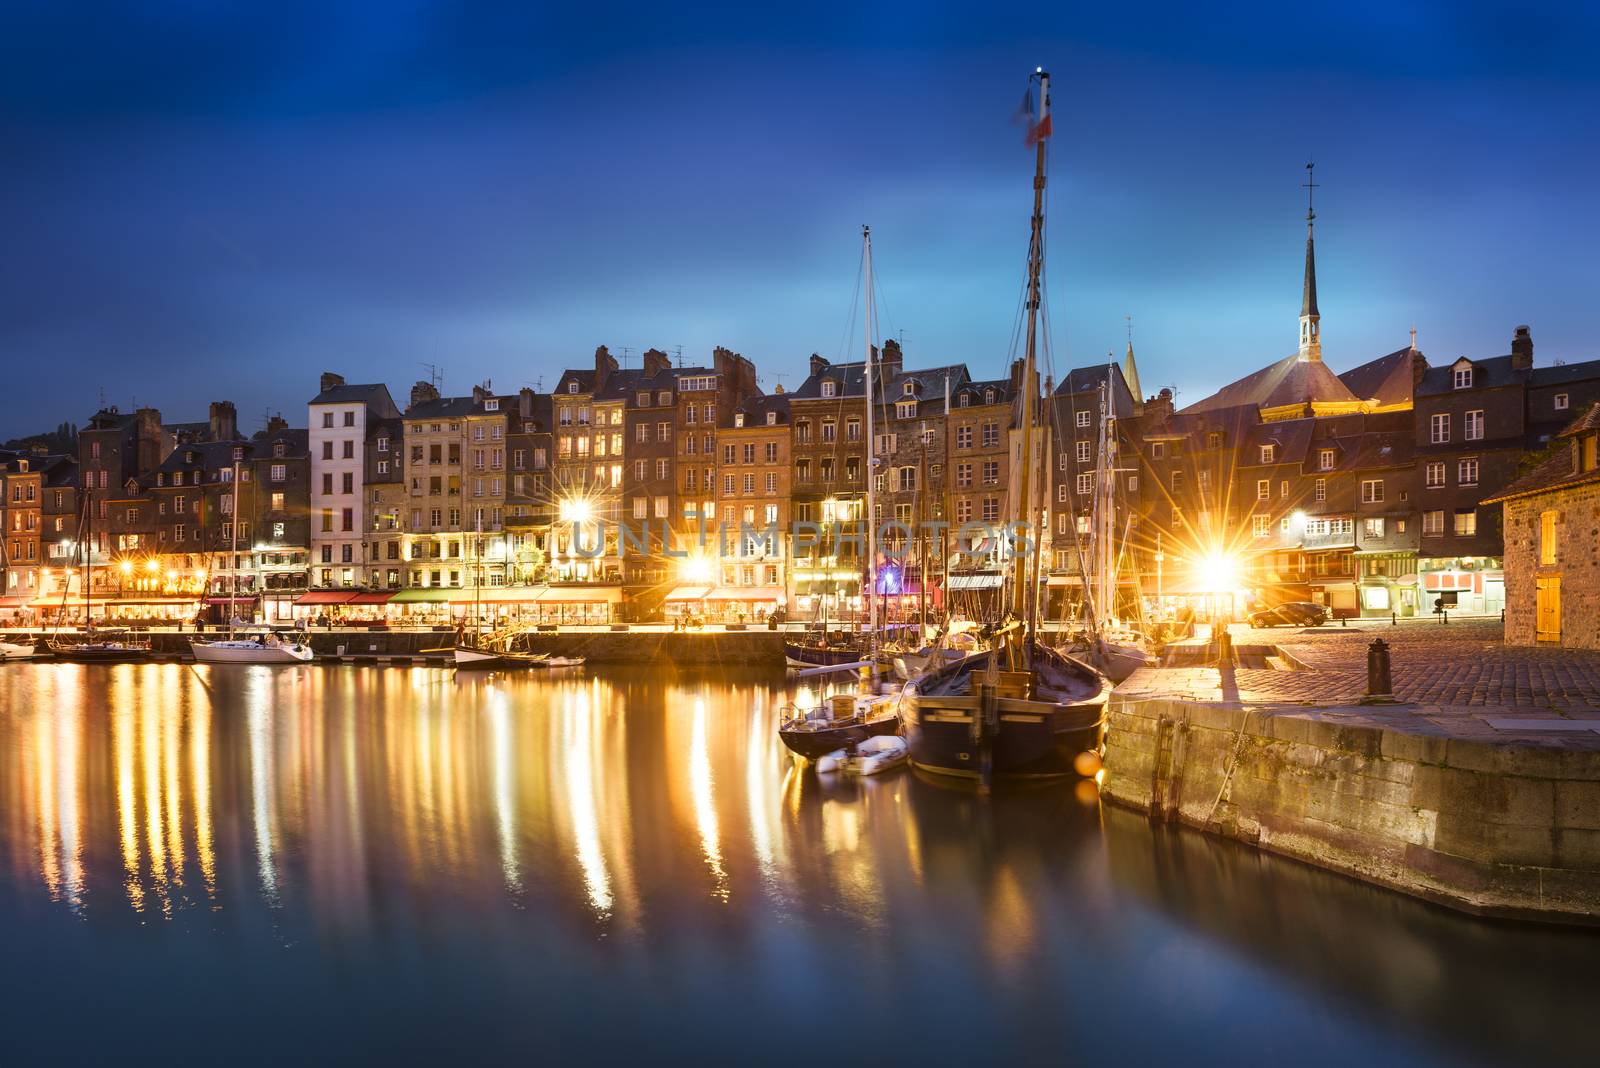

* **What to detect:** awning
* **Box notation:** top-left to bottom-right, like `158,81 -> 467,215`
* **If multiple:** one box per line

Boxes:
390,588 -> 453,603
0,595 -> 34,608
947,573 -> 1003,590
477,586 -> 548,604
665,586 -> 712,602
704,586 -> 785,601
348,592 -> 394,605
540,585 -> 623,604
1046,575 -> 1083,587
103,597 -> 200,607
295,591 -> 359,606
206,596 -> 260,605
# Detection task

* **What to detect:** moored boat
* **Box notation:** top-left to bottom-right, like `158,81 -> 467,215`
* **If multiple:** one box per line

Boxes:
779,691 -> 900,760
191,633 -> 314,664
0,639 -> 37,661
47,632 -> 151,663
454,644 -> 550,670
816,734 -> 909,776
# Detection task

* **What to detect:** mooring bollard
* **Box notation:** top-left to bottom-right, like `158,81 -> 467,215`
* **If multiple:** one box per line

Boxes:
1391,611 -> 1398,626
1216,628 -> 1233,667
1366,637 -> 1392,698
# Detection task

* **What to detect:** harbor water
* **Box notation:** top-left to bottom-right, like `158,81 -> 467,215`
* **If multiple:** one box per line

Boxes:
0,663 -> 1593,1065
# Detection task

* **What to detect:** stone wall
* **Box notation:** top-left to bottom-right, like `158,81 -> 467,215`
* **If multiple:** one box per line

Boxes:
1501,481 -> 1600,649
1102,695 -> 1600,923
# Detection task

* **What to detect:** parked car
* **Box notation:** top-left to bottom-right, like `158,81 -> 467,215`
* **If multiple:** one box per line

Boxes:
1247,602 -> 1329,628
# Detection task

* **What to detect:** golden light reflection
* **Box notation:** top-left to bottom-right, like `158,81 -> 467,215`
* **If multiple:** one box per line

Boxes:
688,697 -> 729,902
563,685 -> 613,916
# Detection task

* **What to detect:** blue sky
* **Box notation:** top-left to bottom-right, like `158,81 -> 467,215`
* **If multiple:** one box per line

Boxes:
3,2 -> 1597,435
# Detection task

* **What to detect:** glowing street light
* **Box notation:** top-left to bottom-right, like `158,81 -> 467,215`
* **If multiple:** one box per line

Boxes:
1196,551 -> 1239,594
560,497 -> 593,524
119,559 -> 133,576
680,556 -> 714,584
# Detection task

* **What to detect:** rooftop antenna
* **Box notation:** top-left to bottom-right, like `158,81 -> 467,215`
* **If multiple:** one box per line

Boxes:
619,346 -> 634,370
674,345 -> 685,369
1410,325 -> 1418,351
1125,314 -> 1133,348
420,362 -> 444,390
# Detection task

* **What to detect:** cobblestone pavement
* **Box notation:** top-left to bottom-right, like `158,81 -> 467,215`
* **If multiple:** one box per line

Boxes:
1121,618 -> 1600,741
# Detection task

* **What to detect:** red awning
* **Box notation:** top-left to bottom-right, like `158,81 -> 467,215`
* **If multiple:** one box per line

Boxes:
294,591 -> 359,606
347,592 -> 394,605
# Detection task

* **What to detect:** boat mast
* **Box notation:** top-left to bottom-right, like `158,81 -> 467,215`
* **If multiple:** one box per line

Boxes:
862,225 -> 879,663
1008,69 -> 1049,644
229,458 -> 240,639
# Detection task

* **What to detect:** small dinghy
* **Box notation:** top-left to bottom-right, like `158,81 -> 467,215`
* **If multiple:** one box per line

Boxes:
542,655 -> 585,669
815,736 -> 909,776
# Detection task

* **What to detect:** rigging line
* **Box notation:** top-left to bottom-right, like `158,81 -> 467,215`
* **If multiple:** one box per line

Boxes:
835,247 -> 866,365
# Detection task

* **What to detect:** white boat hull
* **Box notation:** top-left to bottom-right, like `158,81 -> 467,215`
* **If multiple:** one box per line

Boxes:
191,639 -> 314,664
0,641 -> 35,661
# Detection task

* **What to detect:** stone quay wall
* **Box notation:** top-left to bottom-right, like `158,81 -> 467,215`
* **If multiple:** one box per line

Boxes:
1102,695 -> 1600,924
17,627 -> 792,666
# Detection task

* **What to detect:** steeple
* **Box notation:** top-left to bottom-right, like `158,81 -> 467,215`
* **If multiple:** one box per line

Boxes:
1298,161 -> 1322,362
1122,314 -> 1144,407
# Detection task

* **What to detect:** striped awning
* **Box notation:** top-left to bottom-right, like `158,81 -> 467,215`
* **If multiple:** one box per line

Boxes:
947,573 -> 1003,590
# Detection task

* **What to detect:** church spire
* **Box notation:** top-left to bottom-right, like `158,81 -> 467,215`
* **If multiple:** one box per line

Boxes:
1299,161 -> 1322,361
1122,314 -> 1144,405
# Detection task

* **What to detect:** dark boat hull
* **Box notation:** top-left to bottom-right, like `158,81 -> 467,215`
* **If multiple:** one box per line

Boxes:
901,644 -> 1108,781
783,642 -> 866,669
779,714 -> 899,760
48,645 -> 149,663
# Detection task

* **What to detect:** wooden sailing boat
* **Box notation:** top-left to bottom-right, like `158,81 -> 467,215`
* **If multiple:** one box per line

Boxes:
191,458 -> 313,664
901,69 -> 1110,787
779,225 -> 899,758
48,473 -> 150,662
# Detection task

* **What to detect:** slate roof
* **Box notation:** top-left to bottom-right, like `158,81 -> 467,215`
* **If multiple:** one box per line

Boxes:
309,382 -> 395,408
1181,353 -> 1359,414
722,392 -> 788,429
405,396 -> 481,420
1415,354 -> 1523,396
1481,409 -> 1600,504
791,359 -> 867,401
1529,358 -> 1600,387
1338,346 -> 1418,407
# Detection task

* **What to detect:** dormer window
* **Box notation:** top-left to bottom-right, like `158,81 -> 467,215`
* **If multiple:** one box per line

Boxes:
1452,364 -> 1473,390
984,389 -> 995,405
1259,444 -> 1276,464
185,450 -> 196,464
734,413 -> 745,428
484,399 -> 499,412
766,412 -> 777,426
232,447 -> 244,461
959,394 -> 970,408
903,381 -> 915,395
821,379 -> 837,399
637,391 -> 650,406
896,400 -> 916,419
1582,434 -> 1598,473
658,391 -> 671,405
1319,448 -> 1336,471
567,382 -> 579,394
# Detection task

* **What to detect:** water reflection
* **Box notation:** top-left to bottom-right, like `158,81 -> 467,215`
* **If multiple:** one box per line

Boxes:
0,664 -> 1595,1065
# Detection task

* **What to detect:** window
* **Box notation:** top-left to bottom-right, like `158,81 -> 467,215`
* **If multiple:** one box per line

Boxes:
1452,366 -> 1472,389
1259,444 -> 1276,463
568,382 -> 579,394
1465,410 -> 1484,441
1555,393 -> 1569,411
1319,449 -> 1335,471
1360,479 -> 1384,503
1075,440 -> 1091,464
820,380 -> 836,398
1074,410 -> 1091,428
1280,480 -> 1289,500
956,426 -> 973,450
1170,471 -> 1185,492
1425,461 -> 1445,488
1150,441 -> 1165,459
1363,517 -> 1385,539
846,418 -> 861,442
1540,509 -> 1559,565
1256,479 -> 1270,501
1457,458 -> 1479,486
821,420 -> 836,443
1430,414 -> 1449,443
981,461 -> 1000,485
1453,509 -> 1477,536
896,400 -> 916,419
1422,509 -> 1444,536
955,463 -> 972,488
1076,472 -> 1095,495
1252,515 -> 1271,537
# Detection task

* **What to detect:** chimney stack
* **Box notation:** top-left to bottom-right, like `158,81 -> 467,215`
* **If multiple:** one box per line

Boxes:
266,414 -> 288,435
1511,325 -> 1533,370
594,345 -> 617,392
208,400 -> 238,442
809,354 -> 828,377
643,347 -> 671,377
319,371 -> 345,394
409,381 -> 440,410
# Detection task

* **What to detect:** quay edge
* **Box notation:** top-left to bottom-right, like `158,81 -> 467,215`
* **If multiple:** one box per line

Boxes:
1102,693 -> 1600,925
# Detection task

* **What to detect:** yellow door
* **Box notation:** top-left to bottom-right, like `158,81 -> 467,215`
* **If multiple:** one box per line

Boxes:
1536,575 -> 1561,643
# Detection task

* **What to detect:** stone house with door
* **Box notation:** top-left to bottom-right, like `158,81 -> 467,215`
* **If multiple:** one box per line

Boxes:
1485,402 -> 1600,648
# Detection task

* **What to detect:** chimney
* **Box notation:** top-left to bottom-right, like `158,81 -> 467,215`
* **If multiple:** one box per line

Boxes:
1009,358 -> 1025,392
472,383 -> 488,405
319,371 -> 345,394
1511,325 -> 1533,370
643,347 -> 671,377
518,387 -> 535,418
266,415 -> 288,435
880,338 -> 903,378
409,380 -> 440,410
594,345 -> 617,392
208,400 -> 238,442
1145,388 -> 1175,424
809,354 -> 828,377
135,407 -> 163,474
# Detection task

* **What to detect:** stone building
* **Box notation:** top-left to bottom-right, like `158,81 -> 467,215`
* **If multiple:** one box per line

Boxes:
1486,403 -> 1600,647
399,384 -> 514,589
788,352 -> 876,619
1047,361 -> 1138,619
709,391 -> 790,619
877,357 -> 960,620
505,388 -> 554,586
0,451 -> 43,613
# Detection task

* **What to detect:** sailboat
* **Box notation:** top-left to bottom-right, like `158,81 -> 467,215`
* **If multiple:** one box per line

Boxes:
901,69 -> 1111,787
779,225 -> 899,759
48,480 -> 150,662
454,514 -> 581,670
191,459 -> 313,664
0,638 -> 36,660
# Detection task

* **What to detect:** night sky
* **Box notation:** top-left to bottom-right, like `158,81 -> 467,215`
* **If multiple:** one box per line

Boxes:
3,2 -> 1597,437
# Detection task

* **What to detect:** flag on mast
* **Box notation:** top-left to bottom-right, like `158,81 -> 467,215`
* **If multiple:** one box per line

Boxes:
1015,76 -> 1051,146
